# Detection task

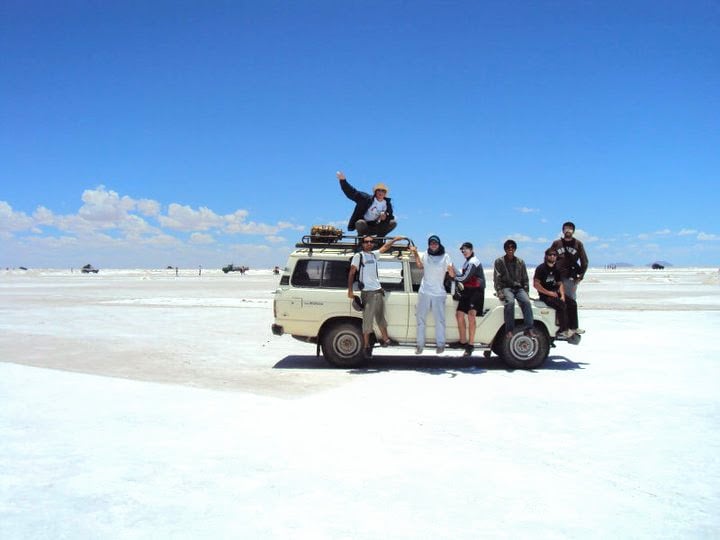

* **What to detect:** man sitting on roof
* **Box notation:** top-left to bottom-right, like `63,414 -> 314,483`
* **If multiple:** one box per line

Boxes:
337,170 -> 397,237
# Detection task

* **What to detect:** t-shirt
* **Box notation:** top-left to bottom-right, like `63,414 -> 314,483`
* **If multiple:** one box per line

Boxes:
351,250 -> 381,291
418,252 -> 452,296
533,263 -> 561,294
363,198 -> 387,222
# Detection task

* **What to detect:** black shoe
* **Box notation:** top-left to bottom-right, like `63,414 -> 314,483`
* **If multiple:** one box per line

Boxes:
463,344 -> 474,357
364,347 -> 373,358
450,342 -> 466,350
381,338 -> 399,347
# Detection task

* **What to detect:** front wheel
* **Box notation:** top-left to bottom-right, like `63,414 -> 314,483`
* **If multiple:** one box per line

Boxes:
321,322 -> 366,368
499,326 -> 549,369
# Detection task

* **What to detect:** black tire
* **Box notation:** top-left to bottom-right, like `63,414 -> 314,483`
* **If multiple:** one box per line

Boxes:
321,322 -> 366,368
499,325 -> 550,369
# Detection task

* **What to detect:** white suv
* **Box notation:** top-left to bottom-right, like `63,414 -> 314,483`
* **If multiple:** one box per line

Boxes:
272,234 -> 579,369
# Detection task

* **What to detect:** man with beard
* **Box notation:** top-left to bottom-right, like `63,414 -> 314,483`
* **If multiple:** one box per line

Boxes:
549,221 -> 588,334
533,248 -> 578,338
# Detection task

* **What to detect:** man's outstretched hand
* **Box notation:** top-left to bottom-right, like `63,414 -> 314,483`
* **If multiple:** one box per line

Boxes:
336,171 -> 346,182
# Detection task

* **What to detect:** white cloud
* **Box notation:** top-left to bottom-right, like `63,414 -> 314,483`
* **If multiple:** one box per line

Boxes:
136,199 -> 161,217
654,228 -> 671,236
515,207 -> 539,214
159,204 -> 224,231
265,235 -> 286,244
697,232 -> 719,241
78,186 -> 135,223
0,201 -> 34,232
678,228 -> 698,236
189,232 -> 215,245
508,233 -> 533,242
573,229 -> 599,242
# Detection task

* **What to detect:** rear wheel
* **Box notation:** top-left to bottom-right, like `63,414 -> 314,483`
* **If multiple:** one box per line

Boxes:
322,322 -> 366,368
499,325 -> 549,369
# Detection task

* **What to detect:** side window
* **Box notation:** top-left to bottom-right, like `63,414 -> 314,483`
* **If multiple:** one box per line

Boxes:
291,259 -> 350,289
291,260 -> 322,287
322,260 -> 350,289
378,260 -> 405,291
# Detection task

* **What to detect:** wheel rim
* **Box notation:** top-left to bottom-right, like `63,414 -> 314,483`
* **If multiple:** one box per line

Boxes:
509,333 -> 538,360
333,330 -> 362,359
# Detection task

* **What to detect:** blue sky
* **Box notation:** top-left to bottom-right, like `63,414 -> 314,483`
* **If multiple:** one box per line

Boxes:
2,0 -> 718,269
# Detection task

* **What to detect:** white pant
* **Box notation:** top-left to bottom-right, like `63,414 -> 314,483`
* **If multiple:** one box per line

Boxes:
416,293 -> 447,348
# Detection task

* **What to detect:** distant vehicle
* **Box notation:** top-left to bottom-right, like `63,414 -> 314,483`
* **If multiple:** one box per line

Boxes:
651,263 -> 665,270
271,231 -> 581,369
222,263 -> 248,274
19,266 -> 28,271
81,264 -> 99,274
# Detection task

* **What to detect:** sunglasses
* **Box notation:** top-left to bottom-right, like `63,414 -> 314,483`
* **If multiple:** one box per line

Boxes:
362,240 -> 374,244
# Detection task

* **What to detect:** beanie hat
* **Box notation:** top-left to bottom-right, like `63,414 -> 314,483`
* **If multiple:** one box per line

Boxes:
461,242 -> 473,250
373,183 -> 389,194
428,235 -> 441,245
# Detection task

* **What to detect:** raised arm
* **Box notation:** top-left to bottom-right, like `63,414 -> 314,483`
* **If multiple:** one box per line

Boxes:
378,236 -> 405,254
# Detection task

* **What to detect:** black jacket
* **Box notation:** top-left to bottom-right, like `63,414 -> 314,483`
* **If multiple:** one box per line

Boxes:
340,179 -> 394,231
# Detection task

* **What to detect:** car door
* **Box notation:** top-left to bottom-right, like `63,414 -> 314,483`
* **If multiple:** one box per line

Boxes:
376,257 -> 411,341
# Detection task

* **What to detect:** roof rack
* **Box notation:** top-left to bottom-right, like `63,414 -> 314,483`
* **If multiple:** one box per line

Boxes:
295,234 -> 415,256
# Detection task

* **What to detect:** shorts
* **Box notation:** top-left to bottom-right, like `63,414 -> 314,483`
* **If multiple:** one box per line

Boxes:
456,287 -> 484,315
360,289 -> 387,333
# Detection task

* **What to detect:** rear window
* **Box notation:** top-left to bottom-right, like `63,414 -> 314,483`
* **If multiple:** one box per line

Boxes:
291,259 -> 350,289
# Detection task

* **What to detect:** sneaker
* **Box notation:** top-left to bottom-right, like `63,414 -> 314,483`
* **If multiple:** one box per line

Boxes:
573,328 -> 585,334
415,346 -> 423,355
436,345 -> 445,354
449,342 -> 466,350
463,344 -> 474,357
558,330 -> 574,339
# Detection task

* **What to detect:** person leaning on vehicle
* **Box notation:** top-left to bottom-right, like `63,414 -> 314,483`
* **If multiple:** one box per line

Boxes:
409,235 -> 455,355
549,220 -> 587,334
348,235 -> 403,357
533,248 -> 578,338
493,239 -> 536,338
453,242 -> 485,357
337,170 -> 397,237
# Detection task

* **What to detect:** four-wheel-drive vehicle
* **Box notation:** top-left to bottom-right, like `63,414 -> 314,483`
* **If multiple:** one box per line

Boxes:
271,234 -> 580,369
81,264 -> 99,274
222,263 -> 248,274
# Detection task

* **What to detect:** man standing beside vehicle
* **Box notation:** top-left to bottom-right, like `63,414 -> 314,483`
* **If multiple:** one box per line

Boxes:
348,235 -> 403,357
337,170 -> 397,237
549,221 -> 588,334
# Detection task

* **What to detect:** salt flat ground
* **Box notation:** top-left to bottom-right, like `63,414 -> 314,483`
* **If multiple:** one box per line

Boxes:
1,267 -> 719,539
